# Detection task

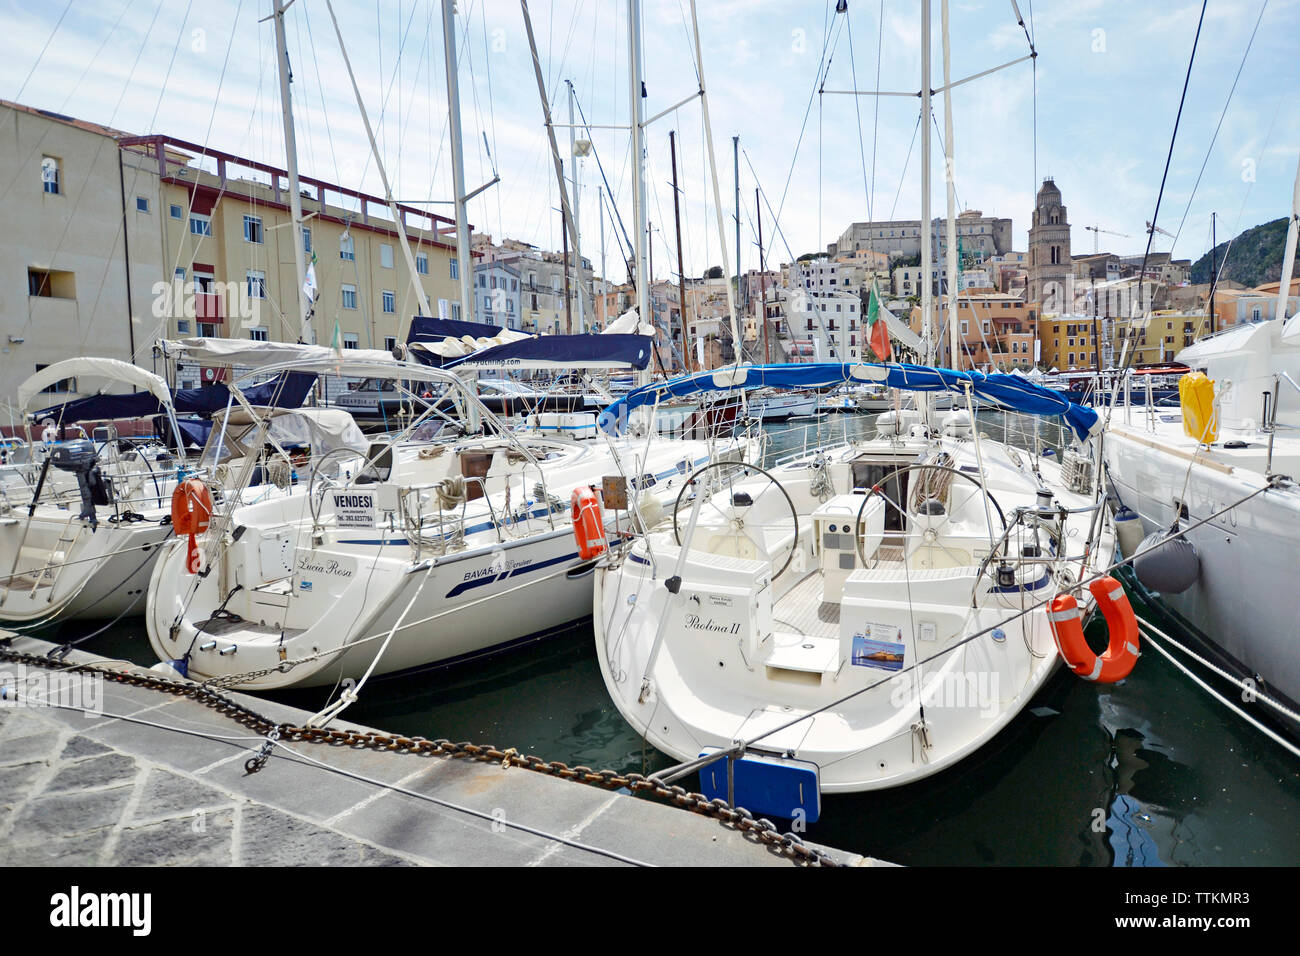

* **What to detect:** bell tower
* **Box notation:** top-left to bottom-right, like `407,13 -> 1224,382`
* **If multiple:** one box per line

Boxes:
1028,178 -> 1071,311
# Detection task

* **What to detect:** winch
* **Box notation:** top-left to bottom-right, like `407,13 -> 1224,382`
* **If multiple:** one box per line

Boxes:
49,439 -> 112,530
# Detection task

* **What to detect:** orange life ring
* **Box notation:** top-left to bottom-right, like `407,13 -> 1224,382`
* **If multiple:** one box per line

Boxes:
171,477 -> 213,575
1047,575 -> 1140,683
570,485 -> 607,560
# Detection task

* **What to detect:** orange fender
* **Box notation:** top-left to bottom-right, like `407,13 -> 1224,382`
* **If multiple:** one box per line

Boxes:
1047,575 -> 1140,683
570,486 -> 607,560
171,477 -> 213,575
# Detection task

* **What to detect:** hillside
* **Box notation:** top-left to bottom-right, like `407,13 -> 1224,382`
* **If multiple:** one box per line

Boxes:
1189,217 -> 1289,287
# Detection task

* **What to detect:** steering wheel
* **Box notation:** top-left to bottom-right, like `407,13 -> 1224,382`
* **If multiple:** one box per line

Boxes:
306,445 -> 362,526
855,461 -> 1008,569
672,460 -> 799,579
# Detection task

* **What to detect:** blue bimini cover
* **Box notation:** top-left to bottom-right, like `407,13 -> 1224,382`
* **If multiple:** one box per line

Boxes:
31,371 -> 318,424
597,362 -> 1100,440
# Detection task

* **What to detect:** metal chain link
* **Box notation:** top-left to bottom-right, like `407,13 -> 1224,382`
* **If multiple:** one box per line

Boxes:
0,646 -> 840,867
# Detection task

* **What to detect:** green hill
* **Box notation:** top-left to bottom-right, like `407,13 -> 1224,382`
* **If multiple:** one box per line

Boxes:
1189,217 -> 1289,287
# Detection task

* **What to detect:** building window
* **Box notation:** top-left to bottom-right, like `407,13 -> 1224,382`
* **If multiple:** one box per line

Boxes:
451,303 -> 462,320
483,295 -> 492,313
248,326 -> 268,341
41,156 -> 60,194
177,320 -> 191,334
343,333 -> 358,349
170,203 -> 183,219
382,290 -> 395,314
189,214 -> 212,237
449,257 -> 459,279
340,234 -> 355,261
301,226 -> 312,254
416,252 -> 428,275
135,196 -> 149,213
27,268 -> 74,299
34,364 -> 75,393
341,284 -> 357,309
380,244 -> 394,269
960,320 -> 969,334
384,336 -> 397,352
246,269 -> 266,299
243,215 -> 263,243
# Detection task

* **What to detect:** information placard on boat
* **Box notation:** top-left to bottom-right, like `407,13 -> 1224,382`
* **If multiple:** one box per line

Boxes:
331,492 -> 376,528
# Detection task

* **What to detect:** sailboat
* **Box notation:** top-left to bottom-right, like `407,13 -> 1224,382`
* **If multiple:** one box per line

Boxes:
0,357 -> 331,626
589,0 -> 1124,816
1103,152 -> 1300,723
141,0 -> 756,691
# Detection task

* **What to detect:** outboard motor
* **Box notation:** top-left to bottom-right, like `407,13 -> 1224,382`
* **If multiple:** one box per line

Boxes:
49,439 -> 112,530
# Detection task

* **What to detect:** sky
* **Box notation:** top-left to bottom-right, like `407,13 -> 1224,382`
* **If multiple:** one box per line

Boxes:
3,0 -> 1297,284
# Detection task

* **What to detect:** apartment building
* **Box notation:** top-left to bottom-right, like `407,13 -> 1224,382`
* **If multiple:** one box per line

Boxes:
120,134 -> 461,386
0,100 -> 164,414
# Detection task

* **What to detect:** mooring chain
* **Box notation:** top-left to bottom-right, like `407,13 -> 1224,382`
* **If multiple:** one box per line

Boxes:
0,647 -> 838,867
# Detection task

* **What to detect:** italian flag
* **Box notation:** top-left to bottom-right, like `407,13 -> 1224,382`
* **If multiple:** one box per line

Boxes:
866,279 -> 891,362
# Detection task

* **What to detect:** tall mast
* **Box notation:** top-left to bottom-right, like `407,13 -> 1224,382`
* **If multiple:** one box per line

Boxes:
920,0 -> 933,366
567,80 -> 586,333
671,130 -> 688,372
687,0 -> 741,366
271,0 -> 312,343
441,0 -> 473,327
1208,212 -> 1216,335
1276,154 -> 1300,326
941,0 -> 959,371
734,135 -> 742,323
628,0 -> 651,366
758,186 -> 768,364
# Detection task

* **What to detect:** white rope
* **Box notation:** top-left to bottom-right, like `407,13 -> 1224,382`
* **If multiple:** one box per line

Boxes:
1136,617 -> 1300,727
1139,627 -> 1300,760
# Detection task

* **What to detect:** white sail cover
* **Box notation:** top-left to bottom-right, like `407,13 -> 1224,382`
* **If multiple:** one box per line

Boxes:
409,328 -> 531,359
17,358 -> 173,411
163,338 -> 397,368
602,308 -> 656,336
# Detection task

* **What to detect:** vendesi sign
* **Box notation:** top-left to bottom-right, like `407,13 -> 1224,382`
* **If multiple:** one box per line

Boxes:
331,491 -> 376,528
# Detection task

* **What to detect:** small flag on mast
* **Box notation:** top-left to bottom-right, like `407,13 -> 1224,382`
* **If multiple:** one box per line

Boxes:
866,278 -> 891,362
303,250 -> 318,302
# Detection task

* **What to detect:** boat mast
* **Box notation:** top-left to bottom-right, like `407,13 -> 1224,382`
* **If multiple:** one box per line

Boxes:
920,0 -> 933,366
1275,155 -> 1300,325
628,0 -> 651,382
441,0 -> 473,329
271,0 -> 312,344
1208,211 -> 1216,335
670,130 -> 690,373
568,80 -> 585,334
687,0 -> 741,367
758,186 -> 768,364
941,0 -> 959,372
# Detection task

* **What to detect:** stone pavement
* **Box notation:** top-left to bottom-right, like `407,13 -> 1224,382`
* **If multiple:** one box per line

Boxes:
0,635 -> 885,867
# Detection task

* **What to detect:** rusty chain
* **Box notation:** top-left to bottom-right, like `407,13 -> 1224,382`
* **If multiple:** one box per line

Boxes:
0,645 -> 840,867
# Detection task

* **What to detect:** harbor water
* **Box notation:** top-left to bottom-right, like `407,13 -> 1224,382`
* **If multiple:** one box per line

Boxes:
36,411 -> 1300,866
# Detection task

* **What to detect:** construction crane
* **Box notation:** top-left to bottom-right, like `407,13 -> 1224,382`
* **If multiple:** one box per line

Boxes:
1146,220 -> 1175,241
1084,224 -> 1131,254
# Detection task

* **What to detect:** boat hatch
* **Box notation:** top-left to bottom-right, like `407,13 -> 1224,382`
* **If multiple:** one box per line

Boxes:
851,454 -> 917,533
696,749 -> 821,823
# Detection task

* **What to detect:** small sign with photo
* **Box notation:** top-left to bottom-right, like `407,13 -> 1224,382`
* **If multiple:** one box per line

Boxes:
851,627 -> 905,671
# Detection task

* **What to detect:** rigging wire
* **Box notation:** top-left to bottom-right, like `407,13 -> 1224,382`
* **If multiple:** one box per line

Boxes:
1106,0 -> 1208,421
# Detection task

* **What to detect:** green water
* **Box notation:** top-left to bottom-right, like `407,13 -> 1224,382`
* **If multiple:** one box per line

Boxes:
33,411 -> 1300,866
